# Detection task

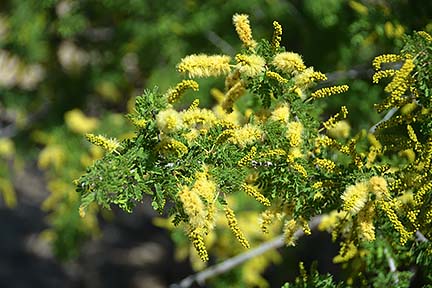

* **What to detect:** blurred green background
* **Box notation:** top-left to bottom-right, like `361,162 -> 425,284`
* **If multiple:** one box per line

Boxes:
0,0 -> 431,287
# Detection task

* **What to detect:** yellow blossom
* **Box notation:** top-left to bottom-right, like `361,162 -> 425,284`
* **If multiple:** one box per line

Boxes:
283,219 -> 298,246
373,69 -> 396,83
64,109 -> 99,134
178,186 -> 206,229
156,108 -> 184,133
241,183 -> 271,206
221,81 -> 246,112
327,120 -> 351,139
372,54 -> 402,71
266,71 -> 288,83
232,14 -> 256,49
314,158 -> 336,172
311,85 -> 349,99
293,67 -> 327,91
85,133 -> 120,153
224,206 -> 250,248
333,241 -> 357,263
341,181 -> 369,215
182,108 -> 217,130
271,21 -> 283,49
417,31 -> 432,42
238,146 -> 257,166
156,137 -> 188,157
165,79 -> 199,103
235,54 -> 266,77
229,124 -> 262,147
286,121 -> 303,147
272,52 -> 306,74
270,103 -> 290,124
189,228 -> 209,261
177,54 -> 231,78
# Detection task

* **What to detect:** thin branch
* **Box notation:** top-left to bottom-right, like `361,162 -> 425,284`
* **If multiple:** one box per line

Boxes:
206,31 -> 236,56
368,107 -> 398,134
415,230 -> 429,243
170,215 -> 322,288
384,248 -> 399,284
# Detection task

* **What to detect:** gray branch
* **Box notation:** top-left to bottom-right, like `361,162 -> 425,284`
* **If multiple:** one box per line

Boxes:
170,215 -> 322,288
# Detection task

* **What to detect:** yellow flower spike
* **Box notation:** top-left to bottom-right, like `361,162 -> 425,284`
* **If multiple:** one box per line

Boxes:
224,206 -> 250,248
0,178 -> 17,208
156,108 -> 184,133
414,182 -> 432,204
341,181 -> 369,215
417,31 -> 432,42
235,54 -> 266,77
210,88 -> 225,104
314,158 -> 336,172
128,117 -> 147,129
238,146 -> 257,166
378,200 -> 412,245
221,81 -> 246,112
372,54 -> 403,71
292,163 -> 308,177
178,185 -> 206,229
232,14 -> 257,49
283,219 -> 298,246
286,121 -> 303,147
177,54 -> 231,78
258,148 -> 287,158
270,103 -> 290,124
85,134 -> 120,153
349,0 -> 368,15
271,21 -> 283,49
228,124 -> 262,147
373,69 -> 397,83
323,106 -> 348,131
384,58 -> 414,94
272,52 -> 306,74
266,71 -> 288,84
241,183 -> 271,206
188,99 -> 200,111
189,228 -> 209,262
156,137 -> 188,157
311,85 -> 349,99
333,241 -> 358,263
407,124 -> 421,151
182,108 -> 217,130
165,79 -> 199,103
260,209 -> 275,234
294,67 -> 327,91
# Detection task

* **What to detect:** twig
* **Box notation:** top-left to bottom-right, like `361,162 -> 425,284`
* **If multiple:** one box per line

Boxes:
170,215 -> 322,288
368,107 -> 398,134
415,230 -> 429,243
206,31 -> 236,56
384,248 -> 399,284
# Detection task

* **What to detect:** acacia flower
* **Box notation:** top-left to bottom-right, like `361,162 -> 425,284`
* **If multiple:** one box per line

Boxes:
233,14 -> 257,49
177,54 -> 231,78
229,124 -> 262,147
224,206 -> 250,248
270,103 -> 290,124
85,133 -> 120,153
286,121 -> 303,147
235,54 -> 266,77
156,108 -> 184,133
178,186 -> 206,229
311,85 -> 349,99
272,52 -> 306,74
165,79 -> 199,103
266,71 -> 288,84
271,21 -> 282,49
221,81 -> 246,112
283,219 -> 298,246
341,181 -> 369,215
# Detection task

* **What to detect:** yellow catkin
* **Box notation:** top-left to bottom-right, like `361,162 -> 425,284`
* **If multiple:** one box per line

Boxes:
341,181 -> 369,215
311,85 -> 349,99
272,52 -> 306,74
260,209 -> 274,234
177,54 -> 231,78
414,182 -> 432,204
292,163 -> 308,177
327,120 -> 351,139
178,186 -> 206,229
235,54 -> 266,77
166,80 -> 199,103
378,200 -> 411,244
85,133 -> 119,153
384,58 -> 414,94
156,137 -> 188,156
314,158 -> 336,172
128,117 -> 147,129
373,69 -> 396,83
417,31 -> 432,42
266,71 -> 288,83
221,81 -> 246,112
232,14 -> 257,49
188,99 -> 200,111
189,229 -> 209,261
333,241 -> 358,263
283,219 -> 298,246
238,146 -> 257,166
323,106 -> 348,130
271,21 -> 283,49
224,206 -> 250,248
286,121 -> 303,147
241,183 -> 271,206
229,124 -> 262,147
372,54 -> 402,71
